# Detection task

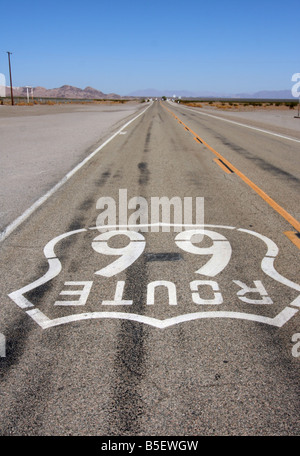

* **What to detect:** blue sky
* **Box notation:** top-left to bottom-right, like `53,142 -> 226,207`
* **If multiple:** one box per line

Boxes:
1,0 -> 298,95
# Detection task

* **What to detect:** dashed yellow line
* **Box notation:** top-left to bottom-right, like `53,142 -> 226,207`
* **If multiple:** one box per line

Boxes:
214,158 -> 233,174
284,231 -> 300,249
162,103 -> 300,247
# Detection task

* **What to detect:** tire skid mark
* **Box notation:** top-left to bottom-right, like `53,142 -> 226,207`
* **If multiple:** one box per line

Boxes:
111,256 -> 148,434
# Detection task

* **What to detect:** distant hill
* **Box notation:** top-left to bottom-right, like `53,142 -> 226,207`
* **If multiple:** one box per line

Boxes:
128,88 -> 295,99
6,85 -> 121,99
234,90 -> 294,99
4,85 -> 295,100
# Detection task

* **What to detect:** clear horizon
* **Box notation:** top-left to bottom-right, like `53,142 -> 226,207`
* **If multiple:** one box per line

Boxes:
1,0 -> 298,96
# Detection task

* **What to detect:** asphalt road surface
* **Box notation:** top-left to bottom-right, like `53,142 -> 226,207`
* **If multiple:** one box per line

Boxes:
0,102 -> 144,234
0,100 -> 299,436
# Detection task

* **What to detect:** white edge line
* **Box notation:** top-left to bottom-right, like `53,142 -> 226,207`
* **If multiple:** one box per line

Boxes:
176,103 -> 300,144
0,102 -> 153,243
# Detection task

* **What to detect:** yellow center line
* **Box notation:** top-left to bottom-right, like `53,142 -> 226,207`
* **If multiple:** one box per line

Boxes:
162,102 -> 300,243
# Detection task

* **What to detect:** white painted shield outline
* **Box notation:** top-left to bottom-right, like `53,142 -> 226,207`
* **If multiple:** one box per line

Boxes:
8,224 -> 300,329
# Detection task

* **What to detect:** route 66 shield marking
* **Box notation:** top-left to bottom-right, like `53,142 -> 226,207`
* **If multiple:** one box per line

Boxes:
8,224 -> 300,329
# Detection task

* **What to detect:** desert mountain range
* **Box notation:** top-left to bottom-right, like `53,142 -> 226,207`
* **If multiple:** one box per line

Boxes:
129,89 -> 295,99
7,85 -> 121,99
4,85 -> 295,100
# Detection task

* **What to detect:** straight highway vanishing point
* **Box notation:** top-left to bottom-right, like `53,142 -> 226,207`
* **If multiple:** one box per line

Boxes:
1,99 -> 300,436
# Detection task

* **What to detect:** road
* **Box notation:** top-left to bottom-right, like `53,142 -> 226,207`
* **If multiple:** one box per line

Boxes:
0,100 -> 299,436
0,102 -> 145,235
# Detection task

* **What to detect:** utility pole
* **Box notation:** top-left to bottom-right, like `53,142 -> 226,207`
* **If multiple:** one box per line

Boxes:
6,52 -> 14,106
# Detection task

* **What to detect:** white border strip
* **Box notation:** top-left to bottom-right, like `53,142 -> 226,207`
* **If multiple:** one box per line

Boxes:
175,103 -> 300,143
26,307 -> 298,329
0,102 -> 152,243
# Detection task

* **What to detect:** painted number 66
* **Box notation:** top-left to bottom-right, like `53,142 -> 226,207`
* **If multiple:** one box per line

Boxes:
91,229 -> 232,277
